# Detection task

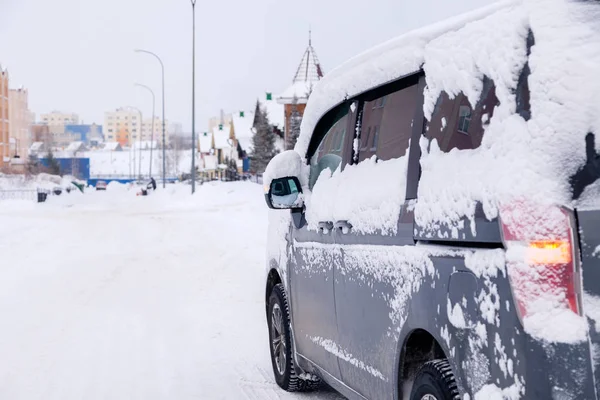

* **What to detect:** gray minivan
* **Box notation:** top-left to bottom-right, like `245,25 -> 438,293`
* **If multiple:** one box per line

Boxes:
263,1 -> 600,399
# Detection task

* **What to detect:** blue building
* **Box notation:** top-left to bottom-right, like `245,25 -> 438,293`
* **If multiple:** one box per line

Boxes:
64,123 -> 103,145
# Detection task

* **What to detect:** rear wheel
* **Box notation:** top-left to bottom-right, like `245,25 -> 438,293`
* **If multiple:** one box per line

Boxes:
268,283 -> 320,392
410,359 -> 460,400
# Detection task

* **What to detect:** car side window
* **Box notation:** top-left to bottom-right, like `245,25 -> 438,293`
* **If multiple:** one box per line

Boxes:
425,77 -> 499,152
357,81 -> 419,163
309,111 -> 349,189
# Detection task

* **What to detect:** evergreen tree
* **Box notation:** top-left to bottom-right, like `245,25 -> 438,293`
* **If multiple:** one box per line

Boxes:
286,95 -> 302,150
46,149 -> 61,176
26,154 -> 39,175
251,104 -> 277,174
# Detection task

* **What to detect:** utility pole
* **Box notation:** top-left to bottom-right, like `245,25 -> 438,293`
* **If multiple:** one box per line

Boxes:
135,49 -> 166,188
190,0 -> 197,194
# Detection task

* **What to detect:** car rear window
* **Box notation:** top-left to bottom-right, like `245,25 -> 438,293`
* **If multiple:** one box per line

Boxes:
424,77 -> 499,152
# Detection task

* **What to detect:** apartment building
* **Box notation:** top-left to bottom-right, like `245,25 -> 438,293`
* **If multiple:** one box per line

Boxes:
9,88 -> 33,158
0,67 -> 9,165
40,111 -> 79,126
104,107 -> 168,147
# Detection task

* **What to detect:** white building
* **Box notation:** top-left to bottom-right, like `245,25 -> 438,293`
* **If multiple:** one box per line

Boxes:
40,111 -> 79,126
104,108 -> 169,147
212,124 -> 236,163
231,110 -> 254,155
8,88 -> 33,159
198,131 -> 213,154
142,116 -> 168,144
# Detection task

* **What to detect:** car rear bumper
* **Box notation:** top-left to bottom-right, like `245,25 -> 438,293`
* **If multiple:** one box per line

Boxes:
513,335 -> 597,399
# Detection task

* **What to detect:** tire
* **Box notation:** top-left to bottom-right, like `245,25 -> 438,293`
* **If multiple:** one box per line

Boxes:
267,283 -> 320,392
410,359 -> 460,400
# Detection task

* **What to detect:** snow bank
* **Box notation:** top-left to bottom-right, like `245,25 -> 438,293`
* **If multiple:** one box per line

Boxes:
106,181 -> 131,193
0,173 -> 66,192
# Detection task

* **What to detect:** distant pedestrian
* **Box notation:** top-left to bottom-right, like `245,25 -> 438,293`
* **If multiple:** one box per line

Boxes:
150,177 -> 157,190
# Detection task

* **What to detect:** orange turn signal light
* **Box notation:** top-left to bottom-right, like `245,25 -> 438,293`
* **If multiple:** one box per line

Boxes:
526,240 -> 572,265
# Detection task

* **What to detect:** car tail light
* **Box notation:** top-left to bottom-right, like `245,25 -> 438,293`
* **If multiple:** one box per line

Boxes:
499,201 -> 581,322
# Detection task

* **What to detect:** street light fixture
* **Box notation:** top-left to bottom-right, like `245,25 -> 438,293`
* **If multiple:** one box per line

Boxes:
190,0 -> 197,194
135,48 -> 166,188
134,83 -> 156,178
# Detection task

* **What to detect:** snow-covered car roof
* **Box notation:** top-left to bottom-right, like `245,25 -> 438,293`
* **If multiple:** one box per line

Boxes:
295,0 -> 518,158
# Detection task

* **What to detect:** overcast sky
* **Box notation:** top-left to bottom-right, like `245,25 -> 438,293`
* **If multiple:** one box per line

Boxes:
0,0 -> 496,133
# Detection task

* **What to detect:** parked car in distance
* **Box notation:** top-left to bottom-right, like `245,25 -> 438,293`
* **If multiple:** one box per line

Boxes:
262,1 -> 600,399
95,181 -> 107,191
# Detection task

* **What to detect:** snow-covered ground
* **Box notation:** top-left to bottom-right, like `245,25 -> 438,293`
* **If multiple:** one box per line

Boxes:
0,182 -> 342,399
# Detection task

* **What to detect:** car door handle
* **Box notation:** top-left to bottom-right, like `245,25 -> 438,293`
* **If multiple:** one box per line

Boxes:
334,220 -> 353,234
318,221 -> 333,235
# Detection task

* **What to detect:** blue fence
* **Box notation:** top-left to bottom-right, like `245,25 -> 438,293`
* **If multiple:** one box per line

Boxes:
39,158 -> 90,180
88,176 -> 179,187
88,178 -> 136,187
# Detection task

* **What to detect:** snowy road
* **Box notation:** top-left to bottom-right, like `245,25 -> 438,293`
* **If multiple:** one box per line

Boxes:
0,182 -> 343,400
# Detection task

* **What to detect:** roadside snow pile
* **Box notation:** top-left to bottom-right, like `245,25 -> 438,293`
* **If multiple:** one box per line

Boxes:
0,174 -> 33,190
0,173 -> 66,191
106,181 -> 131,192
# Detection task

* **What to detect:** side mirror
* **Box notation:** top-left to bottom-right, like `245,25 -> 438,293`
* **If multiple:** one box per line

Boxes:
264,176 -> 304,210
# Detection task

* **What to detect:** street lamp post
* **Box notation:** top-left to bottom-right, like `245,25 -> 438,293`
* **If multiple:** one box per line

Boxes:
135,83 -> 156,178
190,0 -> 197,194
135,49 -> 166,188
